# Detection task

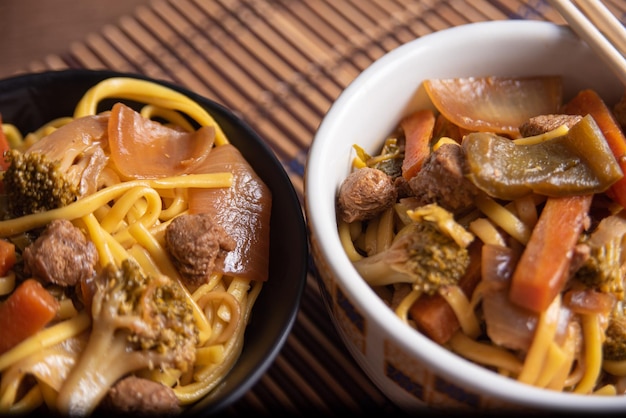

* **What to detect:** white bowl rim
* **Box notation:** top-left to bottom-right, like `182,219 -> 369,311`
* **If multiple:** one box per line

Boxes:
306,20 -> 626,411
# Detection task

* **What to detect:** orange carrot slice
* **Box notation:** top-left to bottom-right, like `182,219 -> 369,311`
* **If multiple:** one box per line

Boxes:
409,241 -> 482,344
0,279 -> 60,355
509,195 -> 592,313
401,109 -> 435,180
563,89 -> 626,208
0,239 -> 16,277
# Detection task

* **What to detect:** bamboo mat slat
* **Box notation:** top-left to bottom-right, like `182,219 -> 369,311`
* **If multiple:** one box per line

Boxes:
13,0 -> 626,415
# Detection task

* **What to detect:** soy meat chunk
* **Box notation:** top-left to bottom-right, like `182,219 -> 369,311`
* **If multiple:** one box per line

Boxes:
518,114 -> 582,137
23,219 -> 98,287
336,166 -> 397,223
165,212 -> 236,286
408,143 -> 479,215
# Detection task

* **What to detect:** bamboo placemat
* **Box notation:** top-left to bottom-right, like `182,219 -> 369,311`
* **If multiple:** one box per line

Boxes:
19,0 -> 626,415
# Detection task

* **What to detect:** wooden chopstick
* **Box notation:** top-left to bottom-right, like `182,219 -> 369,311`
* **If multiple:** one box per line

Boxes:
548,0 -> 626,86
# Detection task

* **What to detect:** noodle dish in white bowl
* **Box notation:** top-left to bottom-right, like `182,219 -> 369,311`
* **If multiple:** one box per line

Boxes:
305,20 -> 626,413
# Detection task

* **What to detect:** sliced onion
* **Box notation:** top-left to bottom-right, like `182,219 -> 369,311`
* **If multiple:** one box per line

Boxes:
188,144 -> 272,282
423,76 -> 563,136
563,288 -> 616,315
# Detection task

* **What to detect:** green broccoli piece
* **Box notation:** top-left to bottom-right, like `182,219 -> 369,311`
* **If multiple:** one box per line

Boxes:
572,229 -> 626,361
56,259 -> 198,416
353,204 -> 473,294
604,305 -> 626,361
2,149 -> 79,217
353,137 -> 403,179
574,236 -> 624,301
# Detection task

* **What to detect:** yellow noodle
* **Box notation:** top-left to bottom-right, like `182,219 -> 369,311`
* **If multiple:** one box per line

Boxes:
2,123 -> 23,147
469,280 -> 489,310
0,174 -> 232,237
338,219 -> 363,262
0,312 -> 90,372
0,367 -> 21,409
364,216 -> 380,256
395,288 -> 422,324
209,279 -> 247,344
535,341 -> 567,388
197,291 -> 241,345
73,77 -> 228,145
348,220 -> 362,240
352,155 -> 367,169
99,186 -> 161,232
603,359 -> 626,376
5,383 -> 42,414
139,104 -> 195,132
80,213 -> 116,267
512,124 -> 569,145
574,313 -> 603,394
547,324 -> 578,391
474,194 -> 531,245
159,188 -> 188,221
447,332 -> 523,375
57,298 -> 79,321
0,272 -> 16,296
376,207 -> 395,252
438,285 -> 480,339
518,295 -> 560,385
192,274 -> 224,300
594,384 -> 617,395
38,380 -> 58,412
196,345 -> 226,366
564,360 -> 585,388
468,217 -> 506,247
176,282 -> 263,404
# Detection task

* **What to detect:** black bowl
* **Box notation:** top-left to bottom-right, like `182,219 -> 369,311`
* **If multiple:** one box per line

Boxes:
0,69 -> 307,416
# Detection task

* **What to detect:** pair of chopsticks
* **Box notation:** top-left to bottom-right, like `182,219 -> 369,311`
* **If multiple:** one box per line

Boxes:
548,0 -> 626,87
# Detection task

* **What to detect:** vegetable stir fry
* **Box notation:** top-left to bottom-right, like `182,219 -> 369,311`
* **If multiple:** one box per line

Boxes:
337,75 -> 626,395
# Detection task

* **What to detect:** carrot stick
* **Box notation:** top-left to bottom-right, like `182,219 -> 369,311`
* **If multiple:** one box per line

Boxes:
0,279 -> 60,355
0,239 -> 16,277
409,241 -> 482,344
562,89 -> 626,208
509,195 -> 592,313
401,109 -> 435,180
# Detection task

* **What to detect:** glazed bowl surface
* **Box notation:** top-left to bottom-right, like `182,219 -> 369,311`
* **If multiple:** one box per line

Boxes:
305,20 -> 624,412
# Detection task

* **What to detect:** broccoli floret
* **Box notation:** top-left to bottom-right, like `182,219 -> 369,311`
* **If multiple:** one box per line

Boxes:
602,301 -> 626,361
575,236 -> 624,301
2,149 -> 79,217
571,221 -> 626,361
56,259 -> 198,416
353,137 -> 403,179
353,204 -> 473,294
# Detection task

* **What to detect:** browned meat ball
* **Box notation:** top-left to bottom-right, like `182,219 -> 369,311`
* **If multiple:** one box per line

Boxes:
23,219 -> 98,287
165,212 -> 236,286
336,166 -> 397,223
518,114 -> 582,137
408,143 -> 479,215
103,376 -> 181,416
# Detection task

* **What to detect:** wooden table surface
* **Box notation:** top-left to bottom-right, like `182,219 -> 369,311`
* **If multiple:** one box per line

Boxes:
0,0 -> 150,78
1,0 -> 626,417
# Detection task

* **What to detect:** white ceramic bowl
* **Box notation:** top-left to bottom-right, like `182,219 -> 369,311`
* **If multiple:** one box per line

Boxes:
305,20 -> 625,412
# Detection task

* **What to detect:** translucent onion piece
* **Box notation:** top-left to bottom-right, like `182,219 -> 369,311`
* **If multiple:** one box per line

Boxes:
423,76 -> 563,136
